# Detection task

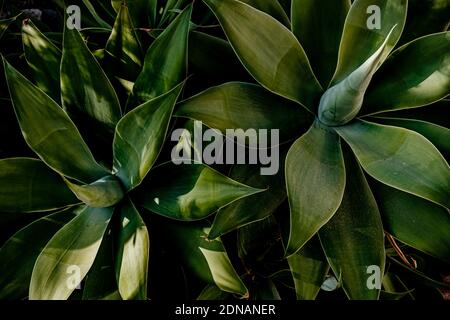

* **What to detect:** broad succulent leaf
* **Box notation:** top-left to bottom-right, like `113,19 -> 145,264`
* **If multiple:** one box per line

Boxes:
373,182 -> 450,263
128,5 -> 192,107
29,206 -> 113,300
203,0 -> 323,111
136,162 -> 264,221
175,82 -> 312,142
285,121 -> 346,256
0,208 -> 78,300
287,237 -> 329,300
0,158 -> 79,213
363,32 -> 450,114
61,26 -> 122,129
291,0 -> 350,87
22,19 -> 62,102
241,0 -> 290,27
331,0 -> 408,85
113,82 -> 184,190
3,60 -> 109,183
336,120 -> 450,208
116,199 -> 149,300
319,151 -> 385,300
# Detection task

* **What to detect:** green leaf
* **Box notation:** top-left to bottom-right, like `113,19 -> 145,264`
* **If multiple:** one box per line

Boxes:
0,158 -> 79,213
369,117 -> 450,157
0,14 -> 20,39
291,0 -> 350,87
335,120 -> 450,208
105,4 -> 143,81
363,32 -> 450,114
112,0 -> 156,28
128,4 -> 192,107
163,221 -> 248,295
203,0 -> 322,111
319,150 -> 385,300
116,199 -> 149,300
285,121 -> 346,256
3,59 -> 109,184
318,27 -> 397,126
81,0 -> 113,28
64,175 -> 125,208
0,208 -> 78,300
331,0 -> 408,85
373,182 -> 450,263
209,163 -> 286,239
175,82 -> 312,142
136,162 -> 264,221
241,0 -> 290,27
197,285 -> 230,300
113,82 -> 184,190
82,225 -> 121,300
287,236 -> 329,300
22,19 -> 62,102
29,206 -> 113,300
61,26 -> 121,129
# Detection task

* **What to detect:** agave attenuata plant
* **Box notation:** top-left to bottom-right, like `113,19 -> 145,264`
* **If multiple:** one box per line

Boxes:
0,4 -> 260,300
175,0 -> 450,299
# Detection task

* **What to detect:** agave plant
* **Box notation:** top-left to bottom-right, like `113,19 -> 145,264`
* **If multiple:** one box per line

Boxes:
0,4 -> 263,300
175,0 -> 450,299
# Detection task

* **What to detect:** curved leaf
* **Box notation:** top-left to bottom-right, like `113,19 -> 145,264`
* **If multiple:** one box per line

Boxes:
61,26 -> 121,129
363,32 -> 450,114
291,0 -> 350,86
373,182 -> 450,263
29,206 -> 113,300
114,82 -> 184,190
319,150 -> 385,300
0,158 -> 79,213
369,117 -> 450,157
128,4 -> 191,108
175,82 -> 312,142
241,0 -> 290,27
287,236 -> 329,300
163,221 -> 248,295
335,120 -> 450,208
203,0 -> 322,111
64,175 -> 125,208
331,0 -> 408,85
105,4 -> 143,81
22,19 -> 62,102
136,162 -> 264,221
318,27 -> 397,126
116,199 -> 149,300
3,59 -> 109,184
0,208 -> 78,300
285,121 -> 346,256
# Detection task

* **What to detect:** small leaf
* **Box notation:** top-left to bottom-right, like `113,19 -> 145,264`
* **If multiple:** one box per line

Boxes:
373,182 -> 450,263
3,59 -> 109,183
22,19 -> 62,102
319,150 -> 385,300
203,0 -> 322,111
113,82 -> 184,190
331,0 -> 407,85
61,26 -> 121,129
64,175 -> 125,208
175,82 -> 312,143
105,4 -> 143,81
116,199 -> 149,300
363,32 -> 450,114
291,0 -> 350,86
29,206 -> 113,300
287,237 -> 329,300
0,208 -> 78,300
128,4 -> 192,107
0,158 -> 79,213
318,27 -> 397,126
285,121 -> 346,256
335,120 -> 450,208
136,162 -> 264,221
